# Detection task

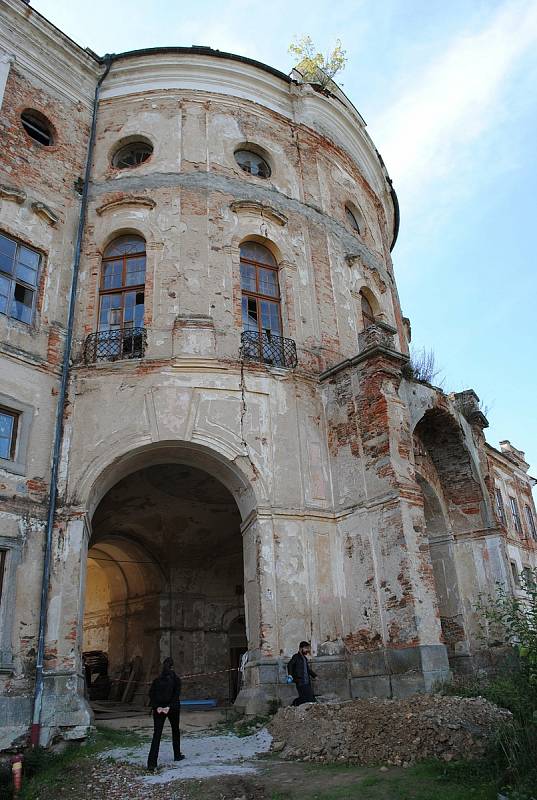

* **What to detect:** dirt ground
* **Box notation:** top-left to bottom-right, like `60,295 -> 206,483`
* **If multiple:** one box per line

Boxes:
19,752 -> 498,800
12,702 -> 500,800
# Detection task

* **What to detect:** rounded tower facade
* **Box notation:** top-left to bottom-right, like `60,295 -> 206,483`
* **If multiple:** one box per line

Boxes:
4,1 -> 531,749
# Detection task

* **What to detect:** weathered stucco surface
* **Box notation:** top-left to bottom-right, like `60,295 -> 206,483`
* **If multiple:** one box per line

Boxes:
0,0 -> 536,750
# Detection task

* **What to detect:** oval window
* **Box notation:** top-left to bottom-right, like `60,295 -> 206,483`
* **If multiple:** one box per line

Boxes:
21,110 -> 54,146
234,149 -> 271,179
112,141 -> 153,169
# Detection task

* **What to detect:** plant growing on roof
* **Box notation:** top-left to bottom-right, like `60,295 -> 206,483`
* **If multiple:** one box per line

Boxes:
288,35 -> 347,88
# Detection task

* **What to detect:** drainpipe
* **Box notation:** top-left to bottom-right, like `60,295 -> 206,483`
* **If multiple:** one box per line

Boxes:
30,55 -> 113,748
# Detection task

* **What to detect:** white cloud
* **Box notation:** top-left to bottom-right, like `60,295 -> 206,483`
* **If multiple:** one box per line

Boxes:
373,0 -> 537,210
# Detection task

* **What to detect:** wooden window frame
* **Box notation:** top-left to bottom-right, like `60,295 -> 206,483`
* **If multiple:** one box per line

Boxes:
240,248 -> 283,340
0,406 -> 18,462
99,240 -> 146,331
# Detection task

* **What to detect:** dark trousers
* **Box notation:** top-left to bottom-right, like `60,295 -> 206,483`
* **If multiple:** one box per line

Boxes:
147,709 -> 181,769
292,682 -> 315,706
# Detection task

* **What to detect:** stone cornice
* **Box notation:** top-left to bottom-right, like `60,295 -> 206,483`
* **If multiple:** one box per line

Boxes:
0,182 -> 25,204
230,200 -> 287,226
95,195 -> 156,215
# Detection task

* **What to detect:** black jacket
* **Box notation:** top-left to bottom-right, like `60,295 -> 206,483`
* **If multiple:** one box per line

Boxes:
148,670 -> 181,711
287,653 -> 317,686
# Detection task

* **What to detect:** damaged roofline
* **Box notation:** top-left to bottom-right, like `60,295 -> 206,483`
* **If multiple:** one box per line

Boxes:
101,47 -> 400,249
23,1 -> 400,252
99,46 -> 293,85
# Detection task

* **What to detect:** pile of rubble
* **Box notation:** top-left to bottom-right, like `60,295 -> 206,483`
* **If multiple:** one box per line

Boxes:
268,694 -> 511,766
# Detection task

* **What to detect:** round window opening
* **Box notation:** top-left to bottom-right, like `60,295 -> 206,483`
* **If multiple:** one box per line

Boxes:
21,110 -> 54,146
234,149 -> 271,179
345,205 -> 361,234
113,141 -> 153,169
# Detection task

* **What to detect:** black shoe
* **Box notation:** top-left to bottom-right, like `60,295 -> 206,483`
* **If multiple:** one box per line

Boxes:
174,754 -> 186,761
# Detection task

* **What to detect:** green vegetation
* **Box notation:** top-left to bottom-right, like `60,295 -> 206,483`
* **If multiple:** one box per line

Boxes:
288,36 -> 347,87
445,568 -> 537,799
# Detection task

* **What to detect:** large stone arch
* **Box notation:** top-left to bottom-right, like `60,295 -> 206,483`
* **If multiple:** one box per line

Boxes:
59,437 -> 270,714
413,407 -> 488,532
74,438 -> 261,523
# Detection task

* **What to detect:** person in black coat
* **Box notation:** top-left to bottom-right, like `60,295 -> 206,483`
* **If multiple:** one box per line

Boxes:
287,641 -> 317,706
147,657 -> 184,771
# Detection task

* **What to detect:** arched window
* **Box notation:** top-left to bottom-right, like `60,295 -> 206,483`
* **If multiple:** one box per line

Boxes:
361,291 -> 375,329
240,242 -> 288,366
99,235 -> 146,331
240,242 -> 281,338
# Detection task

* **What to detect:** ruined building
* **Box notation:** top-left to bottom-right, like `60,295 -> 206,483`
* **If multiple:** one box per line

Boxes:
0,0 -> 536,749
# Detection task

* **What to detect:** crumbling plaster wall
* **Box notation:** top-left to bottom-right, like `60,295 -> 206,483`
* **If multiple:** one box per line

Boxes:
0,0 -> 99,748
402,380 -> 513,656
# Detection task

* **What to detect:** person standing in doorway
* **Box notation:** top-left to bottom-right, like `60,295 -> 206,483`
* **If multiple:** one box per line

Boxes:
287,641 -> 317,706
147,657 -> 185,771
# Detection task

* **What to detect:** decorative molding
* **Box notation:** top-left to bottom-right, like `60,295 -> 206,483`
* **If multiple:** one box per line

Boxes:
31,201 -> 59,226
230,200 -> 287,227
95,196 -> 156,216
0,183 -> 26,204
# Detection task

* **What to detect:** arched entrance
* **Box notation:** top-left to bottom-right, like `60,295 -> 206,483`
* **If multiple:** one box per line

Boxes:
82,452 -> 250,705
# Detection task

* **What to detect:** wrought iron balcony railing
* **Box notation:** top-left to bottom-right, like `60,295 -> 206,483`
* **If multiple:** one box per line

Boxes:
241,330 -> 298,369
83,327 -> 147,364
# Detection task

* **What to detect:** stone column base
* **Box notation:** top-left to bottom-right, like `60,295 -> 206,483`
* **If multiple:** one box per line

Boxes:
349,644 -> 451,699
39,671 -> 94,747
234,645 -> 451,714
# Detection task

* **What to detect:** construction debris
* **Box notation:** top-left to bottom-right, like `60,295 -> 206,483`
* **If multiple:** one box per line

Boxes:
268,694 -> 511,766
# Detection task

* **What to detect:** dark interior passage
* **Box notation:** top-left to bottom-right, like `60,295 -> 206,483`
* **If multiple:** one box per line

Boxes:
83,462 -> 246,705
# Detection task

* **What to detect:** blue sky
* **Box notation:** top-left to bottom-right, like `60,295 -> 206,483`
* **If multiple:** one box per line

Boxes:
34,0 -> 537,479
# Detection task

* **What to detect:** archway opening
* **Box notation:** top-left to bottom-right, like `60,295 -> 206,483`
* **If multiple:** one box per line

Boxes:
83,460 -> 246,706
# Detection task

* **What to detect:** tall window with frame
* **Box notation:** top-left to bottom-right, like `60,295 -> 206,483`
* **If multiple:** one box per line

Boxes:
240,242 -> 284,365
0,408 -> 18,462
98,235 -> 146,359
509,495 -> 522,535
495,487 -> 506,524
525,504 -> 537,540
0,232 -> 41,325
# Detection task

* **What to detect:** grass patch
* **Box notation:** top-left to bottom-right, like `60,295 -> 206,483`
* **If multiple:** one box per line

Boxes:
302,760 -> 497,800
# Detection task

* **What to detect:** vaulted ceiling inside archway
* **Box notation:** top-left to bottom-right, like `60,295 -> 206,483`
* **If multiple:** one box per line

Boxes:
91,463 -> 242,573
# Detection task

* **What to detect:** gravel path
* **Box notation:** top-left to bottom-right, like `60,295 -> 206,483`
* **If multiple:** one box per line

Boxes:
103,729 -> 272,783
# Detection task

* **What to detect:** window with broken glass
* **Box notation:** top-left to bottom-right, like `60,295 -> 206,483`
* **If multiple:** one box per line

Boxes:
0,232 -> 41,325
0,408 -> 18,461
